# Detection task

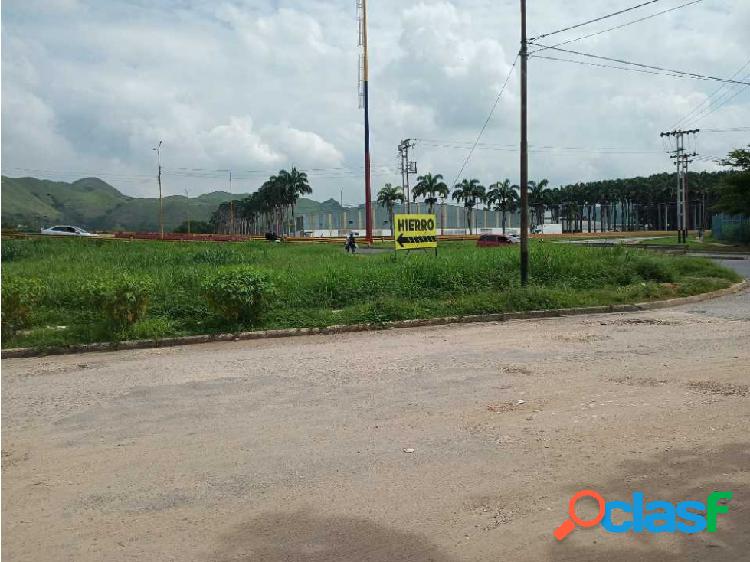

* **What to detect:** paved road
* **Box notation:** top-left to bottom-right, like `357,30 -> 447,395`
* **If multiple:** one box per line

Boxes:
715,258 -> 750,281
3,279 -> 749,561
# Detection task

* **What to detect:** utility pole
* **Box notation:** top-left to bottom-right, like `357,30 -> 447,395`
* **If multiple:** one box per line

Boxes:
184,188 -> 191,235
399,143 -> 406,209
228,170 -> 235,235
153,141 -> 164,239
398,139 -> 417,213
357,0 -> 373,242
660,129 -> 698,243
519,0 -> 529,285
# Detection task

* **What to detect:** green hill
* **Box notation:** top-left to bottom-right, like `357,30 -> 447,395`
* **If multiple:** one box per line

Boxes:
0,176 -> 250,232
0,176 -> 345,232
2,177 -> 131,229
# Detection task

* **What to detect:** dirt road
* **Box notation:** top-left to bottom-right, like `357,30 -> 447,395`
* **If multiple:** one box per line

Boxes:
3,285 -> 749,561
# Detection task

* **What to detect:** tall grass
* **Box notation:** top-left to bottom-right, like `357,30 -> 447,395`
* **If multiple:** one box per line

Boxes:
1,237 -> 740,348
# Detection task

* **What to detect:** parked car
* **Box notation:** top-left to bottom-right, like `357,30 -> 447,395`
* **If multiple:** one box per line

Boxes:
477,233 -> 517,247
41,225 -> 97,237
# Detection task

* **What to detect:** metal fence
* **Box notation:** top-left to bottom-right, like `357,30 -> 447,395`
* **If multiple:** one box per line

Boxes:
712,213 -> 750,242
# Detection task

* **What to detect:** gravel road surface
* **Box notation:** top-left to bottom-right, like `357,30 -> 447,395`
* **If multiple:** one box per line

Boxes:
3,281 -> 749,561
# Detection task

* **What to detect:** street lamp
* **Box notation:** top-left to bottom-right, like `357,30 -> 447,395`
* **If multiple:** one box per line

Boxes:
184,188 -> 191,236
152,141 -> 163,239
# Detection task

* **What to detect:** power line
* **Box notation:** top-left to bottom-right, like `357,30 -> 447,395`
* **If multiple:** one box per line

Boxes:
529,0 -> 703,55
671,59 -> 750,128
450,54 -> 518,187
529,0 -> 663,41
701,126 -> 750,132
531,44 -> 750,85
533,53 -> 698,81
688,81 -> 750,124
416,140 -> 663,154
3,166 -> 399,183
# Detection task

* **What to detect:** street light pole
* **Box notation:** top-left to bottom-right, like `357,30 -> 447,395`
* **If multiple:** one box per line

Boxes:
153,141 -> 164,239
184,188 -> 191,235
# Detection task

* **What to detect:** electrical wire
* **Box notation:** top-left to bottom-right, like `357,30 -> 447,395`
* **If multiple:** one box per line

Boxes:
701,126 -> 750,132
449,54 -> 519,186
531,45 -> 750,85
688,81 -> 750,124
529,0 -> 703,55
671,59 -> 750,128
415,138 -> 666,154
532,53 -> 699,81
529,0 -> 663,41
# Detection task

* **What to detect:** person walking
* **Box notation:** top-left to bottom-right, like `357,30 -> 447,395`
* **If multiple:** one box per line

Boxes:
345,232 -> 357,254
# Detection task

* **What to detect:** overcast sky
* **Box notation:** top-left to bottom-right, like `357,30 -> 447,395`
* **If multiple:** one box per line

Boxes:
2,0 -> 749,202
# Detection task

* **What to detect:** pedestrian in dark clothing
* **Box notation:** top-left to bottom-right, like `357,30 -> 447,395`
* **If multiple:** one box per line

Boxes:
345,232 -> 357,253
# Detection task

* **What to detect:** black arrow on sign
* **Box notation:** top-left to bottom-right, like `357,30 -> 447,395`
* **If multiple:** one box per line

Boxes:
397,233 -> 436,247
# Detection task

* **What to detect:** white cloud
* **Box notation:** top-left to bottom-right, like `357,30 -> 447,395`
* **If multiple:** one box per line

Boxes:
2,0 -> 749,200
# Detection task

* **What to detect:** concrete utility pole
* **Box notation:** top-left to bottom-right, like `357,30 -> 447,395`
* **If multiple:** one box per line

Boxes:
660,129 -> 698,243
519,0 -> 529,285
398,139 -> 417,213
153,141 -> 164,239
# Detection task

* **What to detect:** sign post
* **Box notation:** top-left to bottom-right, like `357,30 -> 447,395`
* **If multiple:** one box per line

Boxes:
393,214 -> 438,255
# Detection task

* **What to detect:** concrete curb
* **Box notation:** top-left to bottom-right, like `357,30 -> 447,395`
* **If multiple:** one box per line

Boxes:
3,280 -> 746,359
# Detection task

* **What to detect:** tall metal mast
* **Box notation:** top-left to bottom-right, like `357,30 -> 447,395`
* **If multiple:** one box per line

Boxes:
357,0 -> 373,242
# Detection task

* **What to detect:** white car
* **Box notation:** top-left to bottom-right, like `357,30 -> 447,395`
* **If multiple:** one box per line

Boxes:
41,225 -> 98,237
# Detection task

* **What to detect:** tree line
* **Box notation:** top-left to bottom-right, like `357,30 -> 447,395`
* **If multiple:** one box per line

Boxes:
209,146 -> 747,236
377,169 -> 735,234
211,167 -> 311,235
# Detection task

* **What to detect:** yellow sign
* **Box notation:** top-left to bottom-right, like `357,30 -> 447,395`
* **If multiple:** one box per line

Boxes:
393,214 -> 437,250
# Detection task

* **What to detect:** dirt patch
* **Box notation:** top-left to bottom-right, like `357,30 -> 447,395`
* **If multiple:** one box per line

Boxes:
486,400 -> 529,413
608,375 -> 669,387
612,317 -> 683,326
686,380 -> 749,397
475,505 -> 514,530
498,365 -> 534,376
554,334 -> 611,343
213,511 -> 456,562
1,448 -> 30,470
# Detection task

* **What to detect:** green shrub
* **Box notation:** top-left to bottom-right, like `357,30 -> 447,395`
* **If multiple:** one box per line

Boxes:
201,266 -> 275,325
632,257 -> 676,283
128,317 -> 178,340
1,277 -> 44,337
1,241 -> 26,262
85,275 -> 154,331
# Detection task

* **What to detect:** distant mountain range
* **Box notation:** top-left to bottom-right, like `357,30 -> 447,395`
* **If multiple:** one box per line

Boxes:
1,176 -> 347,232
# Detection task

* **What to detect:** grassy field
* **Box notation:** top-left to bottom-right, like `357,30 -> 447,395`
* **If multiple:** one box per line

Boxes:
637,234 -> 750,251
1,237 -> 741,349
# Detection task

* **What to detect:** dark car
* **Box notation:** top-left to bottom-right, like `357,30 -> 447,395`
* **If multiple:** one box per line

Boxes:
477,233 -> 516,247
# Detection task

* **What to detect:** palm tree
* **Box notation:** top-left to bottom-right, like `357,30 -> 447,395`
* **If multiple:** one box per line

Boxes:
486,179 -> 518,234
412,173 -> 449,215
528,178 -> 549,229
277,167 -> 312,233
377,183 -> 405,236
451,178 -> 485,234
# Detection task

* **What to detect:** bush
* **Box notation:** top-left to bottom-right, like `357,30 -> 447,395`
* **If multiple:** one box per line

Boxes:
1,241 -> 27,262
201,266 -> 274,325
2,277 -> 44,337
85,275 -> 154,331
632,257 -> 676,283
